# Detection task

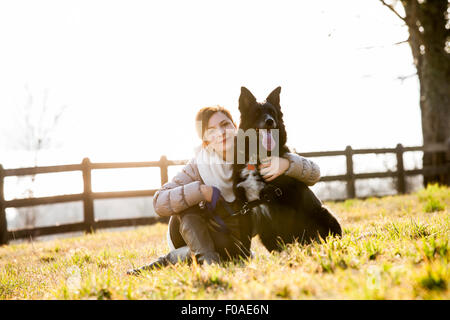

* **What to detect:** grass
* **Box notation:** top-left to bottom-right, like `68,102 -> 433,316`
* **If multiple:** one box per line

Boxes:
0,184 -> 449,300
417,183 -> 447,213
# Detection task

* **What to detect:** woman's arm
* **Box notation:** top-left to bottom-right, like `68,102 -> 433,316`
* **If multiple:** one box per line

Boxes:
152,158 -> 206,217
258,153 -> 321,186
283,153 -> 321,186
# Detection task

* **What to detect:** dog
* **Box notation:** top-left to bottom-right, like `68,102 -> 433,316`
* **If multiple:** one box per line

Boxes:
232,86 -> 342,251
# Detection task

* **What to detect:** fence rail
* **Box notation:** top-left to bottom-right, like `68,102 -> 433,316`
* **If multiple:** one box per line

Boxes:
0,143 -> 449,245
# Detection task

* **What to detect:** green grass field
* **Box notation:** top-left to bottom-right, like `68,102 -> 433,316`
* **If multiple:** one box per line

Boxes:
1,184 -> 448,300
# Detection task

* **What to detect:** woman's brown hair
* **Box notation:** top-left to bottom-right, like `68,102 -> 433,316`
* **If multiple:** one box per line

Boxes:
195,105 -> 236,147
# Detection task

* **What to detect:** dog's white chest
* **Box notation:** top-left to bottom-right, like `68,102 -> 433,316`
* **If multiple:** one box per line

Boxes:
236,166 -> 265,202
236,165 -> 272,237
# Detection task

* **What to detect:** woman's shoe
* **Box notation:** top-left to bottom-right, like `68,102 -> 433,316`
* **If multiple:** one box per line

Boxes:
126,257 -> 168,275
126,246 -> 193,276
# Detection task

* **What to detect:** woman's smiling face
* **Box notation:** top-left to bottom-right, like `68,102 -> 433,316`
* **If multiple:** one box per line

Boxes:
203,111 -> 236,156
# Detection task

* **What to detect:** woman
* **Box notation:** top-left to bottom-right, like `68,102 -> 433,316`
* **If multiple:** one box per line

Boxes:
127,105 -> 320,275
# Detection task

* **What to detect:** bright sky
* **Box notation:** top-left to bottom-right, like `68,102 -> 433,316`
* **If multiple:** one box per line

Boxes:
0,0 -> 422,199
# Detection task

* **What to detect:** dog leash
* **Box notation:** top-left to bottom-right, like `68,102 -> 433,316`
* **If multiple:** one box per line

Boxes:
224,184 -> 283,216
204,185 -> 283,234
204,187 -> 231,234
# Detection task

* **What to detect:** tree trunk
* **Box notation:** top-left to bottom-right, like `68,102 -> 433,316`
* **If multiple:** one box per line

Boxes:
400,0 -> 450,186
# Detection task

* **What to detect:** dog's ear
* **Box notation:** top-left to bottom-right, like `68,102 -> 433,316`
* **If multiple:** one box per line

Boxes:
239,87 -> 257,111
266,86 -> 281,107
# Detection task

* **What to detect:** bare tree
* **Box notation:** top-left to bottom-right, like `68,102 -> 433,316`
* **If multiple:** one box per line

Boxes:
379,0 -> 450,186
13,86 -> 67,229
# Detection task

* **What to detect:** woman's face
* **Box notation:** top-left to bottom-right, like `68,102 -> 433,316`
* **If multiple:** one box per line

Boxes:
203,112 -> 236,156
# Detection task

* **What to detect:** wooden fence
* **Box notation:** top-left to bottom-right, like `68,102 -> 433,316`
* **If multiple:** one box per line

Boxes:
0,143 -> 449,245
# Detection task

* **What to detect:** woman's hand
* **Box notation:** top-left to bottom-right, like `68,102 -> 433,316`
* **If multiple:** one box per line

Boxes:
200,184 -> 213,202
259,156 -> 290,182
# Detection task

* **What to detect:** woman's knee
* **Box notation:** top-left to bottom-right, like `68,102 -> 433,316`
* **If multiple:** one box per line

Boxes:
178,206 -> 207,231
179,213 -> 208,235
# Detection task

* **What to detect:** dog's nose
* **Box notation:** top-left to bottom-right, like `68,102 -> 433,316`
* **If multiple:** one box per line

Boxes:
265,117 -> 275,128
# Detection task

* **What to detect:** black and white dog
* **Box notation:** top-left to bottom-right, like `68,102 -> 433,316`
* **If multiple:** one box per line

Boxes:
233,86 -> 342,251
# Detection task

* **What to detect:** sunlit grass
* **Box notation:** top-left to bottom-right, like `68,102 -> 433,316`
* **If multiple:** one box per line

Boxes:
417,183 -> 448,213
0,184 -> 449,299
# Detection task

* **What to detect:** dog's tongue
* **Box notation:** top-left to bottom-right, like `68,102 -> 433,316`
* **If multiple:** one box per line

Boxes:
261,130 -> 276,151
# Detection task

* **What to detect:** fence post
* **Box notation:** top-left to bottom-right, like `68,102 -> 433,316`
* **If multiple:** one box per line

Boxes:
82,158 -> 95,233
0,165 -> 8,245
345,146 -> 356,199
160,155 -> 169,186
396,143 -> 406,194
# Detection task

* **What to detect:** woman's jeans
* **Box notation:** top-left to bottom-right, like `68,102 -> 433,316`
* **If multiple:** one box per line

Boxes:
161,200 -> 253,266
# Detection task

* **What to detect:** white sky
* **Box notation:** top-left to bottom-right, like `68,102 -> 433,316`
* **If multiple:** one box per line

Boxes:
0,0 -> 421,174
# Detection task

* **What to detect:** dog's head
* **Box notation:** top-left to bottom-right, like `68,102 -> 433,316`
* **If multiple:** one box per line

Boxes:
238,86 -> 287,150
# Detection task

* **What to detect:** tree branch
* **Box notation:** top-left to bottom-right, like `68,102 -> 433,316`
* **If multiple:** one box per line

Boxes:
393,37 -> 410,46
356,37 -> 409,50
379,0 -> 406,22
396,72 -> 418,83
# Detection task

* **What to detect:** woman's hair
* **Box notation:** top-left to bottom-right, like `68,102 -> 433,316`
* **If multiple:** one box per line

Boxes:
195,105 -> 236,145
